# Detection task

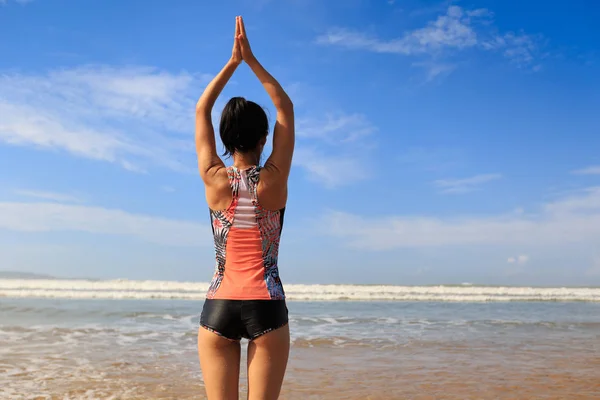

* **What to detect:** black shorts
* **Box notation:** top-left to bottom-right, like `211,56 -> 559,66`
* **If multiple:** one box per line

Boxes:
200,299 -> 289,341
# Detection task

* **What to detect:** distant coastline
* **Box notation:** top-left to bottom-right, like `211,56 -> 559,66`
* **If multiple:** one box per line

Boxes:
0,271 -> 103,281
0,271 -> 56,280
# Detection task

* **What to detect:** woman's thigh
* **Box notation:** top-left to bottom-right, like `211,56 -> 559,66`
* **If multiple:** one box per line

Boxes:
198,327 -> 241,400
246,324 -> 290,400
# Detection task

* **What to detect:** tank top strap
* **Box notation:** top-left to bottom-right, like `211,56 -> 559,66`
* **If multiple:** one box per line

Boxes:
226,166 -> 241,201
245,165 -> 261,204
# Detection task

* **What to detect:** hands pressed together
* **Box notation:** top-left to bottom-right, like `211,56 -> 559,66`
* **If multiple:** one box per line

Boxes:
231,16 -> 254,65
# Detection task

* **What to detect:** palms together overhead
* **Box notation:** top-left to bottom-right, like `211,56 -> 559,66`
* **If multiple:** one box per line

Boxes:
231,17 -> 242,64
234,16 -> 254,62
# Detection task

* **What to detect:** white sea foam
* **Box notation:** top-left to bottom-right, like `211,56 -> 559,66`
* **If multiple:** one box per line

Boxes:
0,279 -> 599,302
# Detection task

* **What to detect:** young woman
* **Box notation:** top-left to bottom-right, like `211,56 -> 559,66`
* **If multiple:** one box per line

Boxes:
195,16 -> 295,400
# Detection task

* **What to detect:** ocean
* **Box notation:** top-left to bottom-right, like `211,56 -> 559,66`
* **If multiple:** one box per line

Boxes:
1,279 -> 600,399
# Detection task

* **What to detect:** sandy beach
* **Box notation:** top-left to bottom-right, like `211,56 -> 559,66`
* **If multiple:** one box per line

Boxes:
3,332 -> 599,399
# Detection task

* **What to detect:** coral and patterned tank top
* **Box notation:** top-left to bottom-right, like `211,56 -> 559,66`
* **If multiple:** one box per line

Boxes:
206,165 -> 285,300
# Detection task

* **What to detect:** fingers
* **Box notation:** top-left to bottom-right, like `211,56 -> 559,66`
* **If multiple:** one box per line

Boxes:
239,16 -> 247,37
235,16 -> 239,37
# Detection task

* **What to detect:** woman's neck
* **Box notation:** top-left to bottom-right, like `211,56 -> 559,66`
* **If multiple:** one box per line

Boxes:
232,152 -> 260,169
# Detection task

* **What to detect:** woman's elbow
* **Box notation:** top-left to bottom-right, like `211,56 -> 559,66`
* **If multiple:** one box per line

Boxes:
275,98 -> 294,112
195,102 -> 211,116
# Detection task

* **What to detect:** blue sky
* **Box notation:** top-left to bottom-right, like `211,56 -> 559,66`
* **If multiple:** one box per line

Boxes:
1,0 -> 599,285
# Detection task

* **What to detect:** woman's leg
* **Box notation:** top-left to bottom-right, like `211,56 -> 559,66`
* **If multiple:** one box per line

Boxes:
198,327 -> 241,400
246,324 -> 290,400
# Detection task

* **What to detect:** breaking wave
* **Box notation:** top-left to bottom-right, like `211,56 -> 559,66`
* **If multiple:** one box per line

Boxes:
1,279 -> 599,302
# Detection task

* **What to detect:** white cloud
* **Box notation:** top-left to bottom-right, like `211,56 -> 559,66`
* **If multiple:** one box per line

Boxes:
0,202 -> 208,247
293,147 -> 369,188
508,255 -> 529,264
482,31 -> 543,68
316,5 -> 543,71
316,6 -> 479,55
543,187 -> 600,214
0,101 -> 143,167
293,112 -> 377,187
296,113 -> 376,143
412,61 -> 457,81
39,66 -> 196,132
321,186 -> 600,250
573,166 -> 600,175
14,189 -> 81,203
433,173 -> 502,194
0,66 -> 199,173
466,8 -> 493,18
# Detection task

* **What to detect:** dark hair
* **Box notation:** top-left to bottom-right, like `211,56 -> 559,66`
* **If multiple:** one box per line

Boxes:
219,97 -> 269,157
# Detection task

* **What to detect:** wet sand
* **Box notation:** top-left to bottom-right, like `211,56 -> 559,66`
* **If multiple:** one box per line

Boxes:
283,339 -> 600,399
3,336 -> 600,399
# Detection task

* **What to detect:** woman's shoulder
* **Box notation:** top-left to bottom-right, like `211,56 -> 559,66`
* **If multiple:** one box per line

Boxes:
204,166 -> 234,210
256,165 -> 288,210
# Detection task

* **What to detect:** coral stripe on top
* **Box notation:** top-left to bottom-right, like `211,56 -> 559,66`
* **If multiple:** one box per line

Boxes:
212,226 -> 270,299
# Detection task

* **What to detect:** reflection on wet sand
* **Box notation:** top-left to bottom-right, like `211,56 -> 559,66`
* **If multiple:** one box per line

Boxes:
284,339 -> 600,399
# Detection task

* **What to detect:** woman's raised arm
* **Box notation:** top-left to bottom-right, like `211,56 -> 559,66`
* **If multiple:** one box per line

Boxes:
237,16 -> 295,180
195,19 -> 242,184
